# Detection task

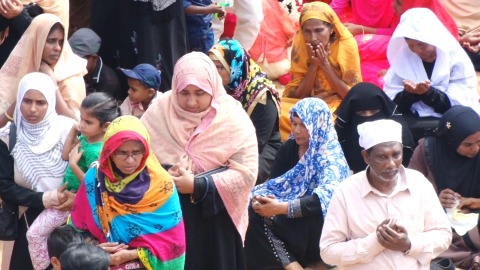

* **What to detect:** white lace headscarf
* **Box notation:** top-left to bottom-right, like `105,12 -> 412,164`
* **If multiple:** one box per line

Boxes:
12,72 -> 68,189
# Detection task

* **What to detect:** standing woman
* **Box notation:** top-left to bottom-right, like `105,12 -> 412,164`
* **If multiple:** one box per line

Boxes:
280,2 -> 361,140
141,52 -> 258,269
245,98 -> 350,270
91,0 -> 188,95
208,38 -> 281,184
0,72 -> 76,269
0,13 -> 87,127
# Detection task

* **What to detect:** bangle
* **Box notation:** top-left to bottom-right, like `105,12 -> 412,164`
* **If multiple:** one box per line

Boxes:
190,177 -> 209,204
4,111 -> 13,122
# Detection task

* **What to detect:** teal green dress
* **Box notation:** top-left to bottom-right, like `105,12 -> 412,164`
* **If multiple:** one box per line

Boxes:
62,135 -> 102,192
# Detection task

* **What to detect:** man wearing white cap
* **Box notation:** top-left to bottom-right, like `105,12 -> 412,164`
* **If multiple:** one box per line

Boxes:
320,119 -> 452,269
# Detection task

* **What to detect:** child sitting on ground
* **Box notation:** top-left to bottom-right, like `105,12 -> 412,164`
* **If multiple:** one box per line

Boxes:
27,92 -> 121,270
119,63 -> 161,118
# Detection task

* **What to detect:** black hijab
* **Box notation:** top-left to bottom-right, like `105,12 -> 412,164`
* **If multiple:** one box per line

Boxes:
335,82 -> 414,173
425,105 -> 480,197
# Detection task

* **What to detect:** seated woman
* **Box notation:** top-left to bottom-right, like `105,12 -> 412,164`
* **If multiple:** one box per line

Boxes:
69,115 -> 186,269
248,0 -> 297,81
0,72 -> 76,270
408,105 -> 480,270
245,97 -> 350,270
141,52 -> 258,270
331,0 -> 398,88
280,2 -> 361,141
0,13 -> 87,127
335,82 -> 415,173
384,8 -> 480,143
208,38 -> 281,184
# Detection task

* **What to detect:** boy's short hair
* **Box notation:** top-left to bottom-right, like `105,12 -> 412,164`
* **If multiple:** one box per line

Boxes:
119,63 -> 161,91
60,243 -> 110,270
47,225 -> 84,259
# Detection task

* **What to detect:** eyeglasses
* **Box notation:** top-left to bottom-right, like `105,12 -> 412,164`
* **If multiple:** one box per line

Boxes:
113,150 -> 145,160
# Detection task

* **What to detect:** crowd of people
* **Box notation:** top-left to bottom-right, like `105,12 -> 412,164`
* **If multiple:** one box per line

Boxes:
0,0 -> 478,270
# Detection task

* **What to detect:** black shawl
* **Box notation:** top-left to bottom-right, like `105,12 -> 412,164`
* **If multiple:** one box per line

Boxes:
335,82 -> 415,173
424,105 -> 480,197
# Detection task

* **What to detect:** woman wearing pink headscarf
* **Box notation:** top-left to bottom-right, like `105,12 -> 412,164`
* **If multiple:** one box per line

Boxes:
141,52 -> 258,270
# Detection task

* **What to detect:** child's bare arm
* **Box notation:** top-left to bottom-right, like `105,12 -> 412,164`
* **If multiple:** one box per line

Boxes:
185,4 -> 224,16
62,124 -> 79,160
69,144 -> 85,182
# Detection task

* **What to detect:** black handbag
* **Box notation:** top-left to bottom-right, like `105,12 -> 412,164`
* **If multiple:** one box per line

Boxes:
430,258 -> 455,270
0,123 -> 18,240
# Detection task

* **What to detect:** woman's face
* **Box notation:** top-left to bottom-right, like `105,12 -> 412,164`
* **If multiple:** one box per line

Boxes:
405,38 -> 437,63
392,0 -> 402,16
302,19 -> 332,49
212,59 -> 230,86
111,140 -> 145,175
291,116 -> 310,148
177,84 -> 212,113
457,131 -> 480,158
42,28 -> 64,66
20,89 -> 48,124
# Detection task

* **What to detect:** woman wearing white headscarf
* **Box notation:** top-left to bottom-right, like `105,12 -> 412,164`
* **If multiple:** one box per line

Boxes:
0,72 -> 75,269
384,8 -> 480,141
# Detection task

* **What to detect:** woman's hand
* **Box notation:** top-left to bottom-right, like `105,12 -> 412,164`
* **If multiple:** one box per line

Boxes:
98,243 -> 139,266
459,197 -> 480,213
98,242 -> 129,254
251,195 -> 288,218
403,79 -> 430,95
306,43 -> 321,69
0,0 -> 23,20
439,188 -> 461,209
53,189 -> 75,211
317,42 -> 331,70
461,32 -> 480,53
171,166 -> 194,194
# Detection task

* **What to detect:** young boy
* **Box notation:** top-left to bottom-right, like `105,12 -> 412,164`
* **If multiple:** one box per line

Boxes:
119,63 -> 161,118
60,243 -> 110,270
47,225 -> 84,270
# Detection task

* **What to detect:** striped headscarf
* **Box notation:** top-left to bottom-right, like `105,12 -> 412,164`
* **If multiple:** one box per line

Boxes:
70,116 -> 185,270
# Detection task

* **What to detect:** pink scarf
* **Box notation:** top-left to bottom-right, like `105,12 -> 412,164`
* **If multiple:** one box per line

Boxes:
141,52 -> 258,241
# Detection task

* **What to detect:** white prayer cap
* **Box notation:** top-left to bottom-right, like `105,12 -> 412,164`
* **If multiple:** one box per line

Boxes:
357,119 -> 402,150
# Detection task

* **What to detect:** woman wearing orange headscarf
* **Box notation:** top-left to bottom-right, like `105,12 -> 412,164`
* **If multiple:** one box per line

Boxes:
280,2 -> 361,140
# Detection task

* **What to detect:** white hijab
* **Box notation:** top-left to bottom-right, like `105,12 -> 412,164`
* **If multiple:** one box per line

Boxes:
12,72 -> 73,190
384,8 -> 480,117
